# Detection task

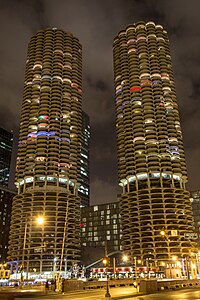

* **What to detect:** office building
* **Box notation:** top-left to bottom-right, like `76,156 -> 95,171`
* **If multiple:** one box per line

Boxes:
79,111 -> 90,207
0,187 -> 16,262
0,128 -> 13,186
80,202 -> 122,268
8,28 -> 83,273
80,202 -> 121,253
113,21 -> 196,275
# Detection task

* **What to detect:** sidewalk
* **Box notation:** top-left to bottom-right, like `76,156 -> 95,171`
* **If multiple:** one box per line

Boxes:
14,286 -> 145,300
3,286 -> 144,300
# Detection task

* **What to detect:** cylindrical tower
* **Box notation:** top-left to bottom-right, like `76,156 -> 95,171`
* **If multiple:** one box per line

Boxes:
8,28 -> 82,272
113,21 -> 196,274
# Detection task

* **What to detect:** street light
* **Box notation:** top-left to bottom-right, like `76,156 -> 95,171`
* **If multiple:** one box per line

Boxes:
21,222 -> 28,283
122,255 -> 128,263
53,257 -> 57,273
134,257 -> 137,281
160,230 -> 166,237
36,216 -> 45,274
64,258 -> 68,275
36,216 -> 45,225
186,252 -> 198,279
102,256 -> 111,298
21,215 -> 45,282
160,230 -> 170,278
172,255 -> 177,261
134,257 -> 142,292
160,231 -> 182,278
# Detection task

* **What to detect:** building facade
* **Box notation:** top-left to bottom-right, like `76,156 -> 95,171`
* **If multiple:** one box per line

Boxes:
191,190 -> 200,247
0,187 -> 16,262
78,111 -> 90,207
0,128 -> 13,187
113,21 -> 196,273
8,28 -> 83,273
80,202 -> 122,253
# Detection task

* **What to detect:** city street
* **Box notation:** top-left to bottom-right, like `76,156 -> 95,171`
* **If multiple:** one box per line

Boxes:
10,287 -> 200,300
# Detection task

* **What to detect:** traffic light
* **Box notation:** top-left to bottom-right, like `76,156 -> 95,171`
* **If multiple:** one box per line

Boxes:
102,256 -> 110,267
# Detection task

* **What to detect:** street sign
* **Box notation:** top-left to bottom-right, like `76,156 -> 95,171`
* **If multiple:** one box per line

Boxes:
184,232 -> 198,239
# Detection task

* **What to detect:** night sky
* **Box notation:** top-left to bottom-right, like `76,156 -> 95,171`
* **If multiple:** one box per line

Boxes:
0,0 -> 199,204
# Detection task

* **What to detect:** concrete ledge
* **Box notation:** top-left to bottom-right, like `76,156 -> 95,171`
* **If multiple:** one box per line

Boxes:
61,278 -> 200,294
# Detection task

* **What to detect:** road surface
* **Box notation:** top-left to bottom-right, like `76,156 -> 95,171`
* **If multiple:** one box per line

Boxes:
9,287 -> 200,300
0,286 -> 200,300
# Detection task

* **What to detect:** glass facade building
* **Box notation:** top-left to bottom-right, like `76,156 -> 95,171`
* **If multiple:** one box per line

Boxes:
8,29 -> 83,272
79,111 -> 90,207
113,21 -> 196,271
0,187 -> 16,262
0,128 -> 13,186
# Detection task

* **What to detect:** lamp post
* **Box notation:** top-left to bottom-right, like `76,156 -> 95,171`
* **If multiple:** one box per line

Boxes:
189,251 -> 198,279
122,254 -> 140,290
21,222 -> 28,283
53,257 -> 57,273
160,230 -> 169,278
37,217 -> 45,274
21,216 -> 45,283
60,198 -> 69,274
113,257 -> 116,279
64,258 -> 68,275
197,252 -> 200,276
134,257 -> 141,291
102,241 -> 111,298
122,254 -> 129,278
134,256 -> 137,281
171,255 -> 178,278
122,255 -> 128,263
184,257 -> 190,279
102,257 -> 111,298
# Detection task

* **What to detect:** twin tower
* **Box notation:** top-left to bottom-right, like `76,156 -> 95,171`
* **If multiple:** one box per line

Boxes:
8,22 -> 195,274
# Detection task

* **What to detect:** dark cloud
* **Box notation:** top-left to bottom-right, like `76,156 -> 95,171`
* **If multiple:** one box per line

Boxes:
1,0 -> 48,32
0,0 -> 199,202
86,77 -> 108,92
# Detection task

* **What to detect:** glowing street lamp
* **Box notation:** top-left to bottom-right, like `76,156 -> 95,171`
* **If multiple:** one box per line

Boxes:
36,216 -> 45,274
122,255 -> 128,262
21,215 -> 45,282
36,216 -> 45,225
160,230 -> 166,236
172,255 -> 177,261
102,256 -> 111,298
